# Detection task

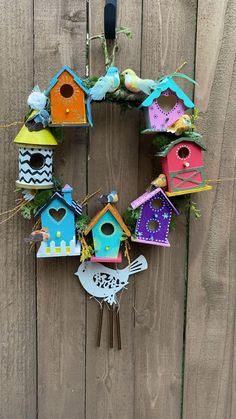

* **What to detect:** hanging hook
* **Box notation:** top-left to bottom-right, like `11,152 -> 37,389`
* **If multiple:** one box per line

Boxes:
104,0 -> 117,40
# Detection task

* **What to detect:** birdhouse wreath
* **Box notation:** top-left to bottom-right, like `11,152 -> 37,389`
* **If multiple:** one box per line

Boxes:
1,23 -> 213,349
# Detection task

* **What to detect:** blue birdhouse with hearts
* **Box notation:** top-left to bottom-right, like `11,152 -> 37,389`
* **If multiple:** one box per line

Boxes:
35,184 -> 82,258
84,203 -> 131,263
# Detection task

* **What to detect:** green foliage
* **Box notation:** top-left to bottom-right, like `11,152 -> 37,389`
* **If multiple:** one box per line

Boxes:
116,26 -> 133,39
51,127 -> 63,143
190,107 -> 200,129
82,76 -> 99,89
52,176 -> 63,191
122,207 -> 140,234
120,233 -> 130,241
169,195 -> 201,231
187,199 -> 201,219
33,190 -> 53,207
24,107 -> 32,122
76,214 -> 91,234
169,213 -> 178,231
20,176 -> 63,220
152,133 -> 175,151
21,203 -> 34,219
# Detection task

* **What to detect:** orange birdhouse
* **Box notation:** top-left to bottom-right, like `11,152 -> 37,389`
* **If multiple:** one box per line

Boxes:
45,66 -> 93,127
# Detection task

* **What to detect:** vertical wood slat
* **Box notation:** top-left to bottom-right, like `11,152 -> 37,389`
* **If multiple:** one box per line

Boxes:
183,0 -> 236,418
86,1 -> 142,418
134,1 -> 198,418
34,1 -> 88,418
0,2 -> 36,418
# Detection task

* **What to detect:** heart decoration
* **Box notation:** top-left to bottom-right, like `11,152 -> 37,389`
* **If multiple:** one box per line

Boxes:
156,95 -> 177,113
49,208 -> 66,222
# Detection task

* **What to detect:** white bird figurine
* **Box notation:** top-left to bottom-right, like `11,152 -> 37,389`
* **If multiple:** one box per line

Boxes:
75,255 -> 148,305
121,68 -> 157,95
90,66 -> 120,101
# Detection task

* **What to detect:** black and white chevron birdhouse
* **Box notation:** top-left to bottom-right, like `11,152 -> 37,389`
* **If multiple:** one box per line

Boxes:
14,125 -> 58,189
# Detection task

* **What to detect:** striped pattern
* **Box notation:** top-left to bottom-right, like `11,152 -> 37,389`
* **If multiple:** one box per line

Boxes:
17,147 -> 53,186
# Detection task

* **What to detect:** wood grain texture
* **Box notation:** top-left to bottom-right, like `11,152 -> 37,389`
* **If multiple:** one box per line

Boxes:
134,1 -> 197,418
0,1 -> 36,418
86,1 -> 142,418
34,1 -> 87,418
183,0 -> 236,418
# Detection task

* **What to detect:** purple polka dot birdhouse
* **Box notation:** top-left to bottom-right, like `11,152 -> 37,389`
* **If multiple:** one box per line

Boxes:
140,76 -> 194,133
130,188 -> 179,247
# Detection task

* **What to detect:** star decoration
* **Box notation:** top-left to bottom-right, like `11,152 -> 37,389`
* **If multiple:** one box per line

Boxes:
162,212 -> 169,219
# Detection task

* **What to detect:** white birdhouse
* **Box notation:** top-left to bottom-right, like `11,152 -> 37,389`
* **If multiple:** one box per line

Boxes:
14,125 -> 58,189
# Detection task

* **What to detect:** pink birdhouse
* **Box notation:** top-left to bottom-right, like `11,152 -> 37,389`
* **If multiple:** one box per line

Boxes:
156,133 -> 212,196
140,76 -> 195,133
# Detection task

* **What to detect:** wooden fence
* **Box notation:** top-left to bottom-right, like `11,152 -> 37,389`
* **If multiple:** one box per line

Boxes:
0,0 -> 235,418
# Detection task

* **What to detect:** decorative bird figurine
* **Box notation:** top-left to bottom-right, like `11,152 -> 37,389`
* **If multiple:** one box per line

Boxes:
98,190 -> 118,204
24,227 -> 50,243
121,69 -> 157,95
167,114 -> 192,136
90,67 -> 120,101
26,86 -> 50,131
146,174 -> 167,191
75,255 -> 148,305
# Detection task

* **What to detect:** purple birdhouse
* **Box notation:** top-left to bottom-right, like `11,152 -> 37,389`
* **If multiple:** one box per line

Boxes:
130,188 -> 179,247
140,76 -> 195,133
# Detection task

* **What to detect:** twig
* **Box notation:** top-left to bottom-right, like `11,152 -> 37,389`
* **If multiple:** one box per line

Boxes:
175,61 -> 187,73
0,121 -> 23,129
80,187 -> 102,207
0,201 -> 28,225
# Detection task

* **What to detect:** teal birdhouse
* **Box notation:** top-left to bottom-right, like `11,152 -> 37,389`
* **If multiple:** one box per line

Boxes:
84,203 -> 131,263
35,184 -> 82,258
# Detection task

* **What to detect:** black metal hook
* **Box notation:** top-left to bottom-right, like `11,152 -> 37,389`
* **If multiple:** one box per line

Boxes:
104,0 -> 117,40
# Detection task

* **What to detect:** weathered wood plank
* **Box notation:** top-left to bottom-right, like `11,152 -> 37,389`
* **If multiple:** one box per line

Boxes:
34,1 -> 87,417
183,1 -> 236,418
0,1 -> 36,418
134,1 -> 197,418
86,1 -> 142,418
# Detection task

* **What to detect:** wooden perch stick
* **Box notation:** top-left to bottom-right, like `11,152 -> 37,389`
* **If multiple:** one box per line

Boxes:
175,61 -> 187,73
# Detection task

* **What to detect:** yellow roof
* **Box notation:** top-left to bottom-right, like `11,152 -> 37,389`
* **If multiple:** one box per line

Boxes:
14,124 -> 58,147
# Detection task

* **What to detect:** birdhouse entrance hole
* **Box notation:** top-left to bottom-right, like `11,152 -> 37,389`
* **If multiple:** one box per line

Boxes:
157,95 -> 177,112
148,220 -> 159,232
29,153 -> 45,170
101,223 -> 115,235
49,208 -> 66,222
178,146 -> 190,159
60,84 -> 74,98
152,199 -> 163,210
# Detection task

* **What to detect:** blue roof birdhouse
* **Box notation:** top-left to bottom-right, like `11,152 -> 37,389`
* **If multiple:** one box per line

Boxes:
140,76 -> 195,133
35,184 -> 82,257
45,65 -> 93,127
84,203 -> 131,263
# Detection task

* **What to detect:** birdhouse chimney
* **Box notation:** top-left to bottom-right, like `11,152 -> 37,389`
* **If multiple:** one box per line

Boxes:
62,184 -> 73,204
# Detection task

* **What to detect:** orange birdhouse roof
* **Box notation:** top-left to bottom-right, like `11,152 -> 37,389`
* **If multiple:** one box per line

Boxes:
84,204 -> 131,237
